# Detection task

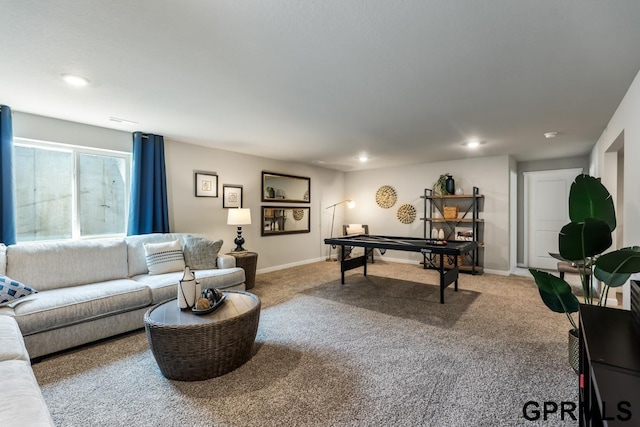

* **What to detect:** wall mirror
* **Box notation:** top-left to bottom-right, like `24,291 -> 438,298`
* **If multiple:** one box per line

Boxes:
261,206 -> 310,236
262,171 -> 310,203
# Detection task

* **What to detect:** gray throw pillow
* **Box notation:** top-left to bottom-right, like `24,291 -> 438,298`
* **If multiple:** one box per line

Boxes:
183,237 -> 223,270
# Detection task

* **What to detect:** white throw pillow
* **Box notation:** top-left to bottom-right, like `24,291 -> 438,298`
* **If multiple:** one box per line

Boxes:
346,224 -> 365,235
143,240 -> 186,275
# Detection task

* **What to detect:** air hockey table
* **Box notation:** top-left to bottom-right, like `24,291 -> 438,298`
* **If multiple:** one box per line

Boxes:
324,234 -> 478,303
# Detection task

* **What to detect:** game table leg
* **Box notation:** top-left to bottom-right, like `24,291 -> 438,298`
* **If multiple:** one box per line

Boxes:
439,253 -> 445,304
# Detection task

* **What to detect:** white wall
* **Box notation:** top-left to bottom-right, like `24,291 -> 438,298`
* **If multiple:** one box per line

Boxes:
590,69 -> 640,309
12,111 -> 345,271
163,140 -> 343,270
13,112 -> 131,152
344,155 -> 511,273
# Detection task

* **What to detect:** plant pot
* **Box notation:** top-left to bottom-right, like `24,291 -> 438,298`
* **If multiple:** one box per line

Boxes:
568,329 -> 579,374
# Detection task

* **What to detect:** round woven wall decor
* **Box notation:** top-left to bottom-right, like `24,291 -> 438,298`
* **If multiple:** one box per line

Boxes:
396,203 -> 416,224
375,185 -> 397,209
292,208 -> 305,221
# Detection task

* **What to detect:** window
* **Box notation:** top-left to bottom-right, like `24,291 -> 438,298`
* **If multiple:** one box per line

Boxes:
14,139 -> 130,242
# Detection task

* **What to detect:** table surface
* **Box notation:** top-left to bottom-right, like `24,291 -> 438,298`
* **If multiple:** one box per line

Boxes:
146,291 -> 259,327
324,234 -> 477,255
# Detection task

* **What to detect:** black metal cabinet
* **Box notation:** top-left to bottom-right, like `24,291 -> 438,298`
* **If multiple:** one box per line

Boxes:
579,304 -> 640,426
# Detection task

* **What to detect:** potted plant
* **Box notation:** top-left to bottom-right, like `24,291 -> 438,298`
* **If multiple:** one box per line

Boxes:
529,174 -> 640,372
433,174 -> 451,195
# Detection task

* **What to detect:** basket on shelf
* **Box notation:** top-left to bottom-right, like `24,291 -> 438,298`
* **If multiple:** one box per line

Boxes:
443,205 -> 458,219
444,255 -> 464,267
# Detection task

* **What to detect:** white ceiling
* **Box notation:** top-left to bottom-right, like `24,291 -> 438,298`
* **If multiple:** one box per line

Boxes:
2,1 -> 640,171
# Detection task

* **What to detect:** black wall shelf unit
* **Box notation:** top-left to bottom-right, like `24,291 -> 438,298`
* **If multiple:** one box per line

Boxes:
421,186 -> 484,274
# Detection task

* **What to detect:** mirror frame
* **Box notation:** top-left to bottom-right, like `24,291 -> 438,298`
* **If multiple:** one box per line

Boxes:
261,206 -> 311,236
262,171 -> 311,203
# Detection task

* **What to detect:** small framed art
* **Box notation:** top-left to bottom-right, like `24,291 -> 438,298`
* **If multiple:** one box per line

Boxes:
223,184 -> 243,208
194,171 -> 218,197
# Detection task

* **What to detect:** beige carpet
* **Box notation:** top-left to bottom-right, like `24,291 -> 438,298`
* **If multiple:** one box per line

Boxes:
32,261 -> 577,426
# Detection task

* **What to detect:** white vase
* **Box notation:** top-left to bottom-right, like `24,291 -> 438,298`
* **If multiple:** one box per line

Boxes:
431,228 -> 438,239
438,229 -> 445,239
178,266 -> 197,310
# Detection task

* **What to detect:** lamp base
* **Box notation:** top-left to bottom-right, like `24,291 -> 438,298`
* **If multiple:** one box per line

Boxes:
234,227 -> 246,252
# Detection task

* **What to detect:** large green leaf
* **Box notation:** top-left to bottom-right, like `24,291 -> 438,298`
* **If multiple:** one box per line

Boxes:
530,269 -> 573,294
538,288 -> 580,314
568,174 -> 616,231
559,219 -> 612,261
594,266 -> 630,288
595,246 -> 640,275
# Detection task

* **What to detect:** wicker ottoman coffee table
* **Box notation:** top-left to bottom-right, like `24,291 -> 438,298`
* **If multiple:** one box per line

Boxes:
144,291 -> 260,381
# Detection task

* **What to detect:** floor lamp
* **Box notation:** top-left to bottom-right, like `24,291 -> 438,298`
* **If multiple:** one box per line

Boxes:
325,199 -> 356,261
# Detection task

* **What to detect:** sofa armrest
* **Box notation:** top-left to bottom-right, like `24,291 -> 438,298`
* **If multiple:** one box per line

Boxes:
217,254 -> 236,269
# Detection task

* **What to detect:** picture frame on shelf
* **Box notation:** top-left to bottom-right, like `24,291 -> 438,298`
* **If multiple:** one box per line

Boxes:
222,184 -> 243,208
194,171 -> 218,197
454,226 -> 474,241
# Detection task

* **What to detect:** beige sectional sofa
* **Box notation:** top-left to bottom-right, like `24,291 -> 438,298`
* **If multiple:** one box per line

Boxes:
0,233 -> 245,358
0,316 -> 55,427
0,232 -> 246,426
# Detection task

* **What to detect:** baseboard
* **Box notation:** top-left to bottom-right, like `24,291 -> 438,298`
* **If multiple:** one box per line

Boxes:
256,257 -> 326,274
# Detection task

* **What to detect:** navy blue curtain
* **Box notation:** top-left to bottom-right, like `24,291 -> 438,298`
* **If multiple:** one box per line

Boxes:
127,132 -> 170,235
0,105 -> 16,245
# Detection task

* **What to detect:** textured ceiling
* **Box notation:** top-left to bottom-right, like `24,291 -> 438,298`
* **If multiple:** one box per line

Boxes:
1,1 -> 640,171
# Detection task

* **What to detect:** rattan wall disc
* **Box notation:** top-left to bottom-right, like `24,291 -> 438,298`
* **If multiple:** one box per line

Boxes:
292,208 -> 304,221
375,185 -> 397,209
396,203 -> 416,224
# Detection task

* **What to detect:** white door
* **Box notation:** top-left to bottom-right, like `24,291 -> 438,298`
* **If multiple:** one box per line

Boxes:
524,168 -> 583,270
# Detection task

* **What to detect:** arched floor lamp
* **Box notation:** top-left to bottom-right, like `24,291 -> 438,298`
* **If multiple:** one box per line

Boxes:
326,199 -> 356,261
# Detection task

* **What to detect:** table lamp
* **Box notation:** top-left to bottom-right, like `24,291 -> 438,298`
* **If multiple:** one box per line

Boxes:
227,208 -> 251,251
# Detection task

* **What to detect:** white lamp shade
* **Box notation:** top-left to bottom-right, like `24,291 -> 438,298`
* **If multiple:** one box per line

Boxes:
227,208 -> 252,225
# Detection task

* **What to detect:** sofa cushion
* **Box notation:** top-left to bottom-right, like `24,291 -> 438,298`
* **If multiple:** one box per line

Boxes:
133,267 -> 245,304
0,360 -> 55,427
5,239 -> 128,292
125,233 -> 186,277
143,239 -> 186,275
9,279 -> 151,336
1,276 -> 37,306
0,316 -> 29,362
183,236 -> 223,270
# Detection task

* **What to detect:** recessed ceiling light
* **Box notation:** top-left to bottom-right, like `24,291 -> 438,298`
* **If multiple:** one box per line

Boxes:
544,132 -> 559,139
60,73 -> 90,86
358,155 -> 368,163
466,139 -> 481,149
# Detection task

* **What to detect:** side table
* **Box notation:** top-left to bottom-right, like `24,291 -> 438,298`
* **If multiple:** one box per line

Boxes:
227,251 -> 258,290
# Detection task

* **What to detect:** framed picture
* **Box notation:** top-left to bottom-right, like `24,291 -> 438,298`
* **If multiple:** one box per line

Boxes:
222,184 -> 243,208
454,226 -> 474,241
194,171 -> 218,197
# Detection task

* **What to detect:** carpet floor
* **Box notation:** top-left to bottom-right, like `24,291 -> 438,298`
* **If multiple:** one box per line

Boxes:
32,261 -> 578,426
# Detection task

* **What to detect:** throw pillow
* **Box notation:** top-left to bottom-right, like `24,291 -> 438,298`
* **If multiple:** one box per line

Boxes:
143,240 -> 186,275
183,237 -> 223,270
0,275 -> 37,305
